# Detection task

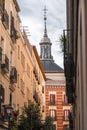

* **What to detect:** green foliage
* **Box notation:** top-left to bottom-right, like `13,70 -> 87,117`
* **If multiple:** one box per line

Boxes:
43,116 -> 53,130
10,110 -> 19,130
18,101 -> 42,130
59,34 -> 66,53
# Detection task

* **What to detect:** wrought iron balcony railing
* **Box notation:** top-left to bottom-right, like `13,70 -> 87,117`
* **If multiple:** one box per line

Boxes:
2,9 -> 9,29
10,27 -> 18,43
10,15 -> 19,43
33,90 -> 39,103
0,84 -> 4,103
1,54 -> 9,73
66,78 -> 74,104
63,29 -> 74,79
64,54 -> 74,78
0,47 -> 2,63
33,67 -> 40,84
10,67 -> 17,83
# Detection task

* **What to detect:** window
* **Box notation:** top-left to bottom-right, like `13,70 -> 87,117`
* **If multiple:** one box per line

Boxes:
63,110 -> 70,121
63,93 -> 68,104
49,109 -> 56,120
50,94 -> 55,105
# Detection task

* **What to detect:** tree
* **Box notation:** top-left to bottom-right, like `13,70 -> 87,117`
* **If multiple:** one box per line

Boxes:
43,116 -> 53,130
18,101 -> 42,130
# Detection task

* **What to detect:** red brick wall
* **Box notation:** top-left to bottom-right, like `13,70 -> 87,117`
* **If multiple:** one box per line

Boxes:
45,86 -> 65,130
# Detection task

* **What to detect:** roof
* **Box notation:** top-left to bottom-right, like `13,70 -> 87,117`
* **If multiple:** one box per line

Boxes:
45,79 -> 65,86
40,37 -> 52,44
41,60 -> 64,73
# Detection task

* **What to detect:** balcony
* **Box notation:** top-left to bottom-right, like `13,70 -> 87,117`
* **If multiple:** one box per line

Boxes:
33,68 -> 38,78
64,54 -> 74,78
42,105 -> 45,112
63,116 -> 69,126
10,15 -> 19,43
67,94 -> 74,104
66,78 -> 74,104
9,84 -> 16,92
42,86 -> 44,93
33,90 -> 40,104
33,90 -> 38,102
2,9 -> 9,29
66,78 -> 73,95
33,67 -> 40,84
10,67 -> 17,83
0,84 -> 4,103
1,54 -> 9,73
10,27 -> 18,43
0,47 -> 2,63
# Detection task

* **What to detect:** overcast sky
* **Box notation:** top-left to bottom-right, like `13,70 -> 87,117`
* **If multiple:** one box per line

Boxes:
18,0 -> 66,68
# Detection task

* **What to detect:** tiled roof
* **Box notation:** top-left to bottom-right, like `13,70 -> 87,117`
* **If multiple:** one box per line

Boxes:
41,60 -> 64,73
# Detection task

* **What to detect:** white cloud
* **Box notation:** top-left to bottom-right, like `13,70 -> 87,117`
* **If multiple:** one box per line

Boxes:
18,0 -> 66,68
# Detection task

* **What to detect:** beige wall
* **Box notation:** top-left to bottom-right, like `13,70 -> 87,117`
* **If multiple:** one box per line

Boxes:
32,46 -> 46,120
0,0 -> 46,118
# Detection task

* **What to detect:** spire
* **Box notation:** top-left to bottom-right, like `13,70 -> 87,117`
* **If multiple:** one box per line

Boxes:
43,6 -> 48,37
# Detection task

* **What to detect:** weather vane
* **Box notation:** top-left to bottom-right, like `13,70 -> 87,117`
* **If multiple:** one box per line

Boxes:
43,6 -> 48,20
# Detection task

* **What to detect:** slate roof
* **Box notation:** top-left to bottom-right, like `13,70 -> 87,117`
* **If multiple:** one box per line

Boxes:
41,60 -> 64,73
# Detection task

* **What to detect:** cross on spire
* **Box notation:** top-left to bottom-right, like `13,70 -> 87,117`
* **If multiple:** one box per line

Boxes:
43,6 -> 47,19
43,6 -> 48,37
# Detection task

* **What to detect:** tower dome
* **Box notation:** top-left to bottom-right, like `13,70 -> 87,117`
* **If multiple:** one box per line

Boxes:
39,6 -> 63,73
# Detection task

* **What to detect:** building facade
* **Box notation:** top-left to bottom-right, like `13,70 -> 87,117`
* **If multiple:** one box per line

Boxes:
0,0 -> 46,129
39,7 -> 71,130
65,0 -> 87,130
32,45 -> 46,120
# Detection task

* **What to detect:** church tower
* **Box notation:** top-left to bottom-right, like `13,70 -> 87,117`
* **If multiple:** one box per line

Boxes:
39,6 -> 63,73
39,6 -> 53,61
39,7 -> 71,130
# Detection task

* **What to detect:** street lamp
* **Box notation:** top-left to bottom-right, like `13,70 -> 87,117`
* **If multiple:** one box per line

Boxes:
5,105 -> 13,130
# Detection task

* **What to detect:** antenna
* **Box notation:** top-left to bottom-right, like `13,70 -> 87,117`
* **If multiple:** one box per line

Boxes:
21,26 -> 31,37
